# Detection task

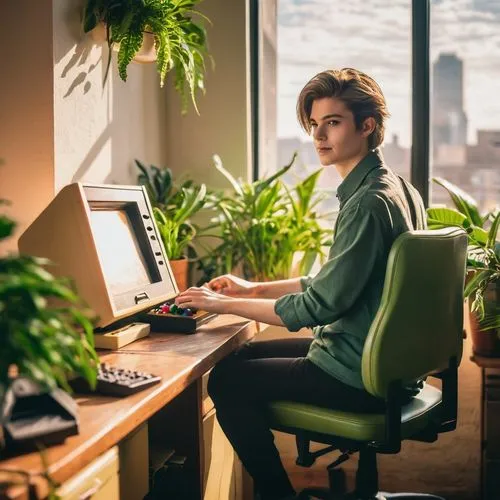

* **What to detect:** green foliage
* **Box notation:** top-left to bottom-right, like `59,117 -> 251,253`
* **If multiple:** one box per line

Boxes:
136,159 -> 207,259
0,206 -> 99,400
427,177 -> 500,330
153,184 -> 207,260
83,0 -> 211,113
432,177 -> 484,226
135,159 -> 174,209
197,154 -> 334,282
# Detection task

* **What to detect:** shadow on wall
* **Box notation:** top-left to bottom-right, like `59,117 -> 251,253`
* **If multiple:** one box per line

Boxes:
56,0 -> 100,98
54,0 -> 173,189
71,125 -> 111,183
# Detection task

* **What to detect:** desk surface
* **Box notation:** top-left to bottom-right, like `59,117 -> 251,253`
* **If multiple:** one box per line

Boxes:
0,315 -> 255,499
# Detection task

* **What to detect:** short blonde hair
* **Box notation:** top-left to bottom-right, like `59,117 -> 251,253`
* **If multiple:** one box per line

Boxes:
296,68 -> 390,149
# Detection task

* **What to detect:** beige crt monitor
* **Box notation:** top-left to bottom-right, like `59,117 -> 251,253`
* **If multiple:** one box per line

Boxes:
18,183 -> 178,348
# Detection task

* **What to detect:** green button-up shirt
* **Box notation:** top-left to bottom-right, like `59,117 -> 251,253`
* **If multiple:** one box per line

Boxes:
274,149 -> 426,390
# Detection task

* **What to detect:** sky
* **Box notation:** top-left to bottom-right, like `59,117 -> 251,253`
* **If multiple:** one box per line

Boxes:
277,0 -> 500,146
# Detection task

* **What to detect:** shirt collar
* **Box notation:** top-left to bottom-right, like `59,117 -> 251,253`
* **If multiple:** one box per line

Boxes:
336,149 -> 384,205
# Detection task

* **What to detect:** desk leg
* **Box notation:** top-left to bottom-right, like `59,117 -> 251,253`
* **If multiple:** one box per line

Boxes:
148,379 -> 204,499
203,409 -> 253,500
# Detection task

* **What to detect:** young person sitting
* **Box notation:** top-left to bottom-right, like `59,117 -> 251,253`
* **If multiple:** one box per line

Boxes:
175,68 -> 426,500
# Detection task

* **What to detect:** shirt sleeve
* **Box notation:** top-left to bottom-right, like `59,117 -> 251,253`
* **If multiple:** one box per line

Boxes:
275,204 -> 387,332
300,275 -> 313,291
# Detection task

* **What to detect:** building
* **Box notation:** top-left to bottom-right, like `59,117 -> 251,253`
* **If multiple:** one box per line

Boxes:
432,53 -> 468,155
380,134 -> 411,179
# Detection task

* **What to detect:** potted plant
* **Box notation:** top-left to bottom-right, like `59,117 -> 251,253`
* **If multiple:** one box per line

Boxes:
196,154 -> 334,283
427,177 -> 500,356
0,200 -> 99,458
83,0 -> 211,113
136,159 -> 207,291
0,203 -> 99,400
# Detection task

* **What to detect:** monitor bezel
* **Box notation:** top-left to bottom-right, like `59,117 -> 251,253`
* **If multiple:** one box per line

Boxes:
83,184 -> 178,314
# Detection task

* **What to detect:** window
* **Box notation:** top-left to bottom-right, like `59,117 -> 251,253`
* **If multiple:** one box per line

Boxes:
430,0 -> 500,212
272,0 -> 412,213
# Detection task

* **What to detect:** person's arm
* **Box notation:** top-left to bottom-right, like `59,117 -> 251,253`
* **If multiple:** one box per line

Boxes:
225,298 -> 284,325
206,275 -> 308,299
253,277 -> 308,298
274,204 -> 388,332
176,204 -> 388,329
174,288 -> 285,325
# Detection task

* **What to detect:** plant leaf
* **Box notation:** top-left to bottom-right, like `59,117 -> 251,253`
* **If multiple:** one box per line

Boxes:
426,207 -> 468,228
487,211 -> 500,249
432,177 -> 483,226
213,155 -> 243,196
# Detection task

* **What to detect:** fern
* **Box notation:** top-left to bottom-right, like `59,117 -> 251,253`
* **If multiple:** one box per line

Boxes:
117,30 -> 144,81
83,0 -> 210,113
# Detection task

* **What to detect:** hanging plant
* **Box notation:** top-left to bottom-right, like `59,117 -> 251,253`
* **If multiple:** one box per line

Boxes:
83,0 -> 211,113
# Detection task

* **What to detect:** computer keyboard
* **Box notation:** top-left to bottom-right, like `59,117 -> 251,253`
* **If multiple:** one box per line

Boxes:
72,363 -> 162,397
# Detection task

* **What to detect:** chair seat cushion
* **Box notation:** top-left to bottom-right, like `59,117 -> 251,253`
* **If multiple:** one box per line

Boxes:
268,383 -> 442,442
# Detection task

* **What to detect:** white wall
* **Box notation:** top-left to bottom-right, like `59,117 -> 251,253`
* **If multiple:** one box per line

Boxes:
1,0 -> 252,258
52,0 -> 168,190
162,0 -> 252,189
0,0 -> 170,255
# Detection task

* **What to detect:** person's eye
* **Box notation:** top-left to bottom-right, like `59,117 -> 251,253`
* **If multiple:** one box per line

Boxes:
310,123 -> 317,129
328,120 -> 340,126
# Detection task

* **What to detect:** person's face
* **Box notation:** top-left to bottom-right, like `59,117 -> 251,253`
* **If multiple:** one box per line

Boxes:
309,97 -> 373,167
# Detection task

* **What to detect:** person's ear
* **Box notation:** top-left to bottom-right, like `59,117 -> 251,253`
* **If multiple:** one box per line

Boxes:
361,117 -> 376,138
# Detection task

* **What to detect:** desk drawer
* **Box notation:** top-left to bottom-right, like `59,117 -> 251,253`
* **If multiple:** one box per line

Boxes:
57,447 -> 119,500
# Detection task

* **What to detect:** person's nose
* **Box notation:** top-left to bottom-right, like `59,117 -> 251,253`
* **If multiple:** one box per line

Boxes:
313,124 -> 326,141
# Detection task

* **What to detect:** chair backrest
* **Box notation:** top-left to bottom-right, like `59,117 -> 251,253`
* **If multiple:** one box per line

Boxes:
362,228 -> 468,399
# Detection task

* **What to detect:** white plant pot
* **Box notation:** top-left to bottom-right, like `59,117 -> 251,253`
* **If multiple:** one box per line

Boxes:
133,32 -> 156,63
89,24 -> 157,64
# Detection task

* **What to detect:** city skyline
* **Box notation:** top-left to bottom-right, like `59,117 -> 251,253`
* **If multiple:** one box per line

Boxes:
277,0 -> 500,147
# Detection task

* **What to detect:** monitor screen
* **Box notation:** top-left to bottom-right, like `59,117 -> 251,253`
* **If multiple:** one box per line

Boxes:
90,209 -> 153,295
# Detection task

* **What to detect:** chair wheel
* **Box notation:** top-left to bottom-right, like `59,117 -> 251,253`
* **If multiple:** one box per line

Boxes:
328,467 -> 346,495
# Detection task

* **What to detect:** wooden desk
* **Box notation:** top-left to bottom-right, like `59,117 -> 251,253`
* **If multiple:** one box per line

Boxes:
0,315 -> 256,499
471,354 -> 500,500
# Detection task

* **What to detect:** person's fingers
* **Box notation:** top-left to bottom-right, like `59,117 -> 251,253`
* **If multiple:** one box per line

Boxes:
210,275 -> 233,288
207,276 -> 225,287
175,295 -> 191,305
176,287 -> 214,306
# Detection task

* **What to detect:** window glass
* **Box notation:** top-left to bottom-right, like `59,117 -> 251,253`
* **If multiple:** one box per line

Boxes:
431,0 -> 500,213
276,0 -> 412,214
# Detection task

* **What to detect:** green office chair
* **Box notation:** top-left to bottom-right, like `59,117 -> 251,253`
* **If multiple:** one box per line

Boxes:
268,228 -> 468,500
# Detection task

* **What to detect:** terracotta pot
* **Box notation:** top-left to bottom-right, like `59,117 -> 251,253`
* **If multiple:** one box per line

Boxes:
467,283 -> 500,357
169,258 -> 189,292
469,309 -> 500,357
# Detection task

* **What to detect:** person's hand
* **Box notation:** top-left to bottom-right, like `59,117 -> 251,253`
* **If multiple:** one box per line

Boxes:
206,274 -> 257,297
175,286 -> 235,314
